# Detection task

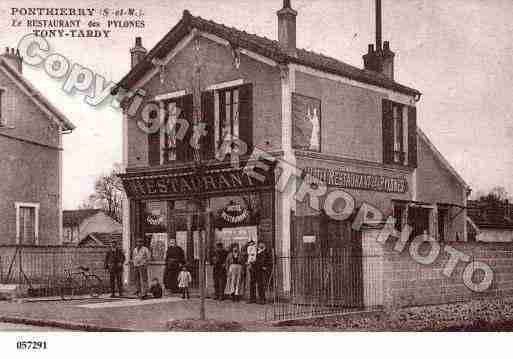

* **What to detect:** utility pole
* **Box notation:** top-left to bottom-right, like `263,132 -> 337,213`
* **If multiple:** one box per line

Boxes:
192,36 -> 206,321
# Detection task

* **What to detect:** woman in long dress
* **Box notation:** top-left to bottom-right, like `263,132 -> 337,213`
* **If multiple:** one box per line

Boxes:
163,239 -> 185,294
224,243 -> 244,301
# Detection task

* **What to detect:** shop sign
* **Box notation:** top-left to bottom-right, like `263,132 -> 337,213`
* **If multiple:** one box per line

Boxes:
123,168 -> 272,198
221,201 -> 249,224
303,235 -> 316,243
304,167 -> 407,194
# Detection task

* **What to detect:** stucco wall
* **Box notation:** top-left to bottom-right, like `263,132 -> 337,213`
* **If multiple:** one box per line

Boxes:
0,68 -> 62,245
416,133 -> 467,241
295,71 -> 393,163
126,35 -> 282,168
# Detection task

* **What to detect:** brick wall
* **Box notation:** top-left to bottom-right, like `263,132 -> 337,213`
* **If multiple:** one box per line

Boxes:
381,241 -> 513,308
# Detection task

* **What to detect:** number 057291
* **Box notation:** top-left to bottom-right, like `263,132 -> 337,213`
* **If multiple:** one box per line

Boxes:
16,341 -> 47,350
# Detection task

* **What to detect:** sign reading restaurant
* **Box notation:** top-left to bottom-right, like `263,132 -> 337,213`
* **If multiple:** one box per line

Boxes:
304,167 -> 407,194
121,167 -> 274,198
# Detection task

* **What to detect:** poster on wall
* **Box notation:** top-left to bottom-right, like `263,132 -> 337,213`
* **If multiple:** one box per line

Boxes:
292,93 -> 321,152
150,233 -> 168,261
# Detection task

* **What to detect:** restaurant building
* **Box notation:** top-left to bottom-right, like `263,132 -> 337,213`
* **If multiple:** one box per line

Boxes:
115,1 -> 469,302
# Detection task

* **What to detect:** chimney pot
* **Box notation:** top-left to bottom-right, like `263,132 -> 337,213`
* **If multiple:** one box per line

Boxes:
277,0 -> 298,56
368,44 -> 374,53
130,36 -> 147,68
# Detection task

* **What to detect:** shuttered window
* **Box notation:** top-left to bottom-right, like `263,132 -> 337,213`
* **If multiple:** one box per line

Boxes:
210,84 -> 253,158
148,94 -> 194,165
382,99 -> 417,167
0,89 -> 3,126
0,89 -> 16,128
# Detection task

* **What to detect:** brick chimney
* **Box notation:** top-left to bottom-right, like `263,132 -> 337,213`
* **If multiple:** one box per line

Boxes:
130,37 -> 147,68
363,0 -> 395,79
2,47 -> 23,73
277,0 -> 297,56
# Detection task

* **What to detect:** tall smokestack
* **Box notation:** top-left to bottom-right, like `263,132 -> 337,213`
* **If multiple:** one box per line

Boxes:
376,0 -> 382,51
363,0 -> 395,79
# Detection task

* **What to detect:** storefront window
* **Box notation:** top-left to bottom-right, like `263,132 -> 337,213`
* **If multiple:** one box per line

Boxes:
143,200 -> 168,261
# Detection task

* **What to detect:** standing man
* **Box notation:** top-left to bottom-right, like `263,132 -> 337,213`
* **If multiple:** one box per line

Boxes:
253,241 -> 272,304
104,240 -> 126,298
163,238 -> 185,295
211,242 -> 227,300
132,238 -> 151,300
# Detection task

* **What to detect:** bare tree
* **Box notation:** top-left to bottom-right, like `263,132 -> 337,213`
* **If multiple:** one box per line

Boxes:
81,164 -> 124,222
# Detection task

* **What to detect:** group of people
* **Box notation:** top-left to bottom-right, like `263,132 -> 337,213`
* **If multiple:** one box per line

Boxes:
105,239 -> 168,300
104,237 -> 272,304
210,240 -> 272,304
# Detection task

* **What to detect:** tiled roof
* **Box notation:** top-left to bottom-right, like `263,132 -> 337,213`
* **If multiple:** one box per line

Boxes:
0,57 -> 75,132
467,200 -> 513,230
80,232 -> 122,246
115,10 -> 420,97
63,209 -> 102,227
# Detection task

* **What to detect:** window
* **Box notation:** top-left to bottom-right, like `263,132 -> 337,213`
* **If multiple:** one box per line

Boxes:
148,95 -> 193,166
392,104 -> 405,163
215,87 -> 240,152
0,89 -> 4,127
211,84 -> 253,158
393,202 -> 435,240
15,202 -> 39,245
382,100 -> 417,167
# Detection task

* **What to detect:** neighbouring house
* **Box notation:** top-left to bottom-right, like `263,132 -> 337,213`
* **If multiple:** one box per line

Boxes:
62,209 -> 122,245
467,200 -> 513,242
113,1 -> 505,309
0,47 -> 75,245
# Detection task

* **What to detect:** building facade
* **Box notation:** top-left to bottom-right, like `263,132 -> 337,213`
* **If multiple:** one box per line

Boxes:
115,1 -> 469,299
0,48 -> 74,245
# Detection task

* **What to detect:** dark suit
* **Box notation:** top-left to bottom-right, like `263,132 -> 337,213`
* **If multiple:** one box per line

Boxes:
250,248 -> 272,303
211,248 -> 228,299
105,248 -> 125,296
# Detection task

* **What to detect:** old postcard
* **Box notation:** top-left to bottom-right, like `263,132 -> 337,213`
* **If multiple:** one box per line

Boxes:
0,0 -> 512,356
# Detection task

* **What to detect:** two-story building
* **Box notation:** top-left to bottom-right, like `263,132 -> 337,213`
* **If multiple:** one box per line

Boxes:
114,1 -> 469,301
0,47 -> 75,245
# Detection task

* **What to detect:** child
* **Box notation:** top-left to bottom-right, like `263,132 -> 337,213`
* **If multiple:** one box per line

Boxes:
149,278 -> 163,299
177,264 -> 192,299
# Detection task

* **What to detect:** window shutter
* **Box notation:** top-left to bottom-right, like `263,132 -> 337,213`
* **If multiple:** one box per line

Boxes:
382,99 -> 393,164
201,91 -> 215,159
238,83 -> 253,154
177,94 -> 194,162
408,105 -> 418,168
1,90 -> 16,127
147,103 -> 161,166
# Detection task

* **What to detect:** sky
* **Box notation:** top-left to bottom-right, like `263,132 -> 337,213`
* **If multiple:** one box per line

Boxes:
0,0 -> 512,209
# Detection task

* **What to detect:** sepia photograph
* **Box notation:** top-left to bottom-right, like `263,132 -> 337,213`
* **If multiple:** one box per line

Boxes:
0,0 -> 512,356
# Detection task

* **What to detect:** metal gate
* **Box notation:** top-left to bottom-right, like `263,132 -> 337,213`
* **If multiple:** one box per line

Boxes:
271,249 -> 374,321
